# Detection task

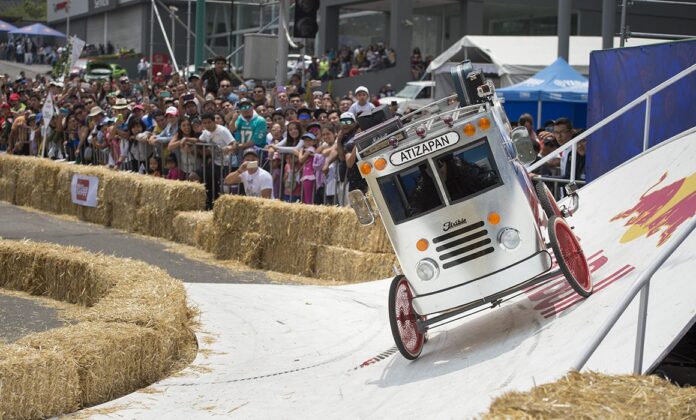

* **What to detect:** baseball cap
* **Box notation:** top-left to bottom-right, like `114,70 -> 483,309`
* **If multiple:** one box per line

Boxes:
88,106 -> 105,117
188,73 -> 200,81
9,93 -> 20,101
339,112 -> 356,122
307,121 -> 321,131
301,132 -> 317,141
243,148 -> 258,157
312,91 -> 323,97
119,76 -> 130,82
112,98 -> 129,110
355,86 -> 369,95
165,106 -> 178,116
132,104 -> 144,111
0,103 -> 10,109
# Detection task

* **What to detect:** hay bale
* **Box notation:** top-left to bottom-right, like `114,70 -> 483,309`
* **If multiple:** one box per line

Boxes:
73,166 -> 114,226
0,344 -> 80,419
18,322 -> 168,407
12,157 -> 38,207
485,371 -> 696,419
107,172 -> 143,231
0,178 -> 16,203
261,239 -> 317,277
173,211 -> 213,247
0,240 -> 112,306
29,160 -> 63,213
315,245 -> 397,282
134,179 -> 206,239
197,217 -> 216,253
55,166 -> 79,216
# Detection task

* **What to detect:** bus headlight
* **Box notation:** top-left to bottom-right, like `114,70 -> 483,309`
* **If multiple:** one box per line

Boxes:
498,228 -> 521,250
416,258 -> 439,281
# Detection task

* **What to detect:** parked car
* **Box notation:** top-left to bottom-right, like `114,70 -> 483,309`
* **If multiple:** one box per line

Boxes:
379,81 -> 436,113
84,62 -> 128,82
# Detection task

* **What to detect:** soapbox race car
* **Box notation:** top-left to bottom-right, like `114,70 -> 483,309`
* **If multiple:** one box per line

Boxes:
348,61 -> 593,360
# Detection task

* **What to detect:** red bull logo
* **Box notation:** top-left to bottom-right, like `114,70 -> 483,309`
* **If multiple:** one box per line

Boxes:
611,172 -> 696,246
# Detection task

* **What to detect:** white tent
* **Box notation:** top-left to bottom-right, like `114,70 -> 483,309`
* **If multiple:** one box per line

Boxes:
427,36 -> 664,87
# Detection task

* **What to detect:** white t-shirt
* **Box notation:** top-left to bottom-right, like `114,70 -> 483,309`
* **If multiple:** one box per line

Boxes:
200,124 -> 235,166
348,101 -> 375,117
240,168 -> 274,198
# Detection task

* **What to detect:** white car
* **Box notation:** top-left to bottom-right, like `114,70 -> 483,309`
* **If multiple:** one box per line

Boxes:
287,54 -> 312,77
379,81 -> 436,113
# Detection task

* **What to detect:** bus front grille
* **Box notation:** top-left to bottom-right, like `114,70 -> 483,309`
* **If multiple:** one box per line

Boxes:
432,221 -> 494,269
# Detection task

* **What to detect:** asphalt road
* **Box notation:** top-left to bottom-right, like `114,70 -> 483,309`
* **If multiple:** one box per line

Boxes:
0,294 -> 68,343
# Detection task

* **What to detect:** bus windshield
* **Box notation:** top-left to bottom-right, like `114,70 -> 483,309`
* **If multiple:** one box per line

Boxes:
377,164 -> 444,224
433,139 -> 502,203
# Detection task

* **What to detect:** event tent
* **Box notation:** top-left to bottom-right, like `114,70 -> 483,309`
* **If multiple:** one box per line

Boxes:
497,57 -> 589,128
10,23 -> 65,37
427,36 -> 662,86
0,19 -> 18,33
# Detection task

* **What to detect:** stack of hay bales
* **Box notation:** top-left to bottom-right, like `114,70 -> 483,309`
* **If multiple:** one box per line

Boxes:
0,154 -> 206,239
485,371 -> 696,418
209,195 -> 397,281
172,211 -> 215,252
0,239 -> 193,418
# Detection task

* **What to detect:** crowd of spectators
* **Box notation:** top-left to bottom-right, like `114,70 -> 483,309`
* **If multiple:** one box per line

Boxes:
0,38 -> 58,65
0,56 -> 380,209
294,43 -> 397,81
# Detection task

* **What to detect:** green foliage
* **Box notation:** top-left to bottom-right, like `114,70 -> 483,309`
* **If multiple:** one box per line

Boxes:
3,0 -> 47,21
52,41 -> 72,79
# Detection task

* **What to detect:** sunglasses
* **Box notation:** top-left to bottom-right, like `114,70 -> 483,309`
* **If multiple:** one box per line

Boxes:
339,119 -> 354,125
239,105 -> 252,110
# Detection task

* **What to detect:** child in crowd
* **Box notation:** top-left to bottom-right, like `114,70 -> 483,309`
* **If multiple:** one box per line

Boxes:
319,126 -> 338,204
165,155 -> 185,180
297,132 -> 317,204
148,156 -> 161,177
128,119 -> 151,173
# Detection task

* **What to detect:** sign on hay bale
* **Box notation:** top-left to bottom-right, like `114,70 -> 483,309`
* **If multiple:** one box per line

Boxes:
0,239 -> 194,418
70,174 -> 99,207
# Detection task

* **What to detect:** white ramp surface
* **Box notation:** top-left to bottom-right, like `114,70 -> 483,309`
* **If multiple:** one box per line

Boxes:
82,131 -> 696,419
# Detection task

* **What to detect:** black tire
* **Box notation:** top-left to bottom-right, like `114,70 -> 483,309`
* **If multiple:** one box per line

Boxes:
535,180 -> 563,219
548,216 -> 593,298
388,275 -> 425,360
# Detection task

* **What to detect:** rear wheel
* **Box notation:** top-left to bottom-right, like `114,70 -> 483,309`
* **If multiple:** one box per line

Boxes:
389,275 -> 425,360
535,180 -> 563,218
548,216 -> 593,297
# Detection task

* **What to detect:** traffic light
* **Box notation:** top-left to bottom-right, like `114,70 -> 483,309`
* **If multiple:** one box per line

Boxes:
294,0 -> 319,38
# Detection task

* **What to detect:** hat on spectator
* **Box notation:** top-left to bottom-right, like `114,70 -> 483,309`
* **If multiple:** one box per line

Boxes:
132,104 -> 145,111
238,84 -> 248,93
112,98 -> 129,110
165,106 -> 179,116
339,112 -> 356,122
243,148 -> 258,157
238,98 -> 252,107
88,106 -> 105,117
355,86 -> 369,95
301,132 -> 317,141
297,107 -> 312,119
312,91 -> 323,97
119,75 -> 130,82
9,93 -> 20,101
159,91 -> 172,98
49,81 -> 64,88
0,103 -> 10,109
188,73 -> 200,81
307,121 -> 321,131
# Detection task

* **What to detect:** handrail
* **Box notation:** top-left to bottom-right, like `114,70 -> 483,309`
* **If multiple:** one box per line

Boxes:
527,62 -> 696,176
573,215 -> 696,374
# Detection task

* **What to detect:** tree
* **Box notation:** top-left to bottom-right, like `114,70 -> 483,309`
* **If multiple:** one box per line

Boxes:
3,0 -> 47,22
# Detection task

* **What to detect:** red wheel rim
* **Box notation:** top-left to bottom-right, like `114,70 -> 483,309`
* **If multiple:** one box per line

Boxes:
394,279 -> 424,355
555,220 -> 591,291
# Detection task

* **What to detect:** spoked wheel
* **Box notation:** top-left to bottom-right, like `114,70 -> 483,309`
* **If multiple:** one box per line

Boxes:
548,216 -> 593,297
389,275 -> 425,360
535,180 -> 563,218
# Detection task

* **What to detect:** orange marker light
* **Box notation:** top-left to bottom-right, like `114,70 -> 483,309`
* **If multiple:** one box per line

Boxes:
463,123 -> 476,136
478,117 -> 491,130
359,162 -> 372,175
374,157 -> 387,171
416,239 -> 429,252
488,212 -> 501,225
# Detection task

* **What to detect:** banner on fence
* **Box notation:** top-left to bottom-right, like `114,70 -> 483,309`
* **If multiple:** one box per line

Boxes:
70,174 -> 99,207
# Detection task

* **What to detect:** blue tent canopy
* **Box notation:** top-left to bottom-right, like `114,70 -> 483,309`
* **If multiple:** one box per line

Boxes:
0,19 -> 18,33
10,23 -> 65,37
497,57 -> 589,128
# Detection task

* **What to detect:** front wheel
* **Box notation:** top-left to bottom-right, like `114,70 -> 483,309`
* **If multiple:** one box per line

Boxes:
389,275 -> 425,360
548,216 -> 593,297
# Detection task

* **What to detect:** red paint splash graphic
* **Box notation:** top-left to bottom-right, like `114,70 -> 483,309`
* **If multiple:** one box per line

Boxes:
611,172 -> 696,246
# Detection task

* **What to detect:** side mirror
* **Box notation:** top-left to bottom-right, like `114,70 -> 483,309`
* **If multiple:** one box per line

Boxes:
510,126 -> 537,165
348,189 -> 375,226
